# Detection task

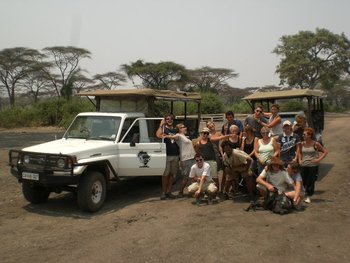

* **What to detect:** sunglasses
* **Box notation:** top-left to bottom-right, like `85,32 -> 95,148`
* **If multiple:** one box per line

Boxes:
256,110 -> 262,113
195,159 -> 203,163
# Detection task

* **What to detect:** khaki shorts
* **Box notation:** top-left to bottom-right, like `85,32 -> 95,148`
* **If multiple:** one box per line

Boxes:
225,165 -> 247,182
187,182 -> 218,194
163,155 -> 179,177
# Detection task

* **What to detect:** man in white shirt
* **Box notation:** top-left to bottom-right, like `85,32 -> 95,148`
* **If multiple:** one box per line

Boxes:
187,153 -> 218,205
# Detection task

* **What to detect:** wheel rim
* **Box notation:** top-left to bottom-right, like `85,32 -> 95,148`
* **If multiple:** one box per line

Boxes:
91,180 -> 103,204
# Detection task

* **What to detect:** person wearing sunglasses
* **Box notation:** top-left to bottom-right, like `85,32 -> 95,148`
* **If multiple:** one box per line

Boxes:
156,114 -> 179,200
164,123 -> 196,197
297,127 -> 327,204
244,105 -> 267,138
195,127 -> 220,190
187,153 -> 218,205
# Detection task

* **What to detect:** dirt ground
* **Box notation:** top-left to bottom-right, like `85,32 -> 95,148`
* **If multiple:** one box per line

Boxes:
0,114 -> 350,263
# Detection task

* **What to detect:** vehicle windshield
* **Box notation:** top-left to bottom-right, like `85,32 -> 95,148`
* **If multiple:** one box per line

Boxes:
64,116 -> 121,141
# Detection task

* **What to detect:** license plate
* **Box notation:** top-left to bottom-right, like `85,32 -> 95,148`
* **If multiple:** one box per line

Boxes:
22,172 -> 39,181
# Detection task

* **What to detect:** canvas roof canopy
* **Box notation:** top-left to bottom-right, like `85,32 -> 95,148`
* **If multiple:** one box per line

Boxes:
77,88 -> 201,102
242,89 -> 324,101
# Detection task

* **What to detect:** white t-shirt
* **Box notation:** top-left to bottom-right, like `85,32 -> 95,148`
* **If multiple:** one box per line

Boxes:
189,162 -> 213,182
176,134 -> 196,162
259,169 -> 294,193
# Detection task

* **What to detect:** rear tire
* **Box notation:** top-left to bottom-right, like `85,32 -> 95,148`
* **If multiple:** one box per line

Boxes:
22,183 -> 50,204
77,171 -> 106,212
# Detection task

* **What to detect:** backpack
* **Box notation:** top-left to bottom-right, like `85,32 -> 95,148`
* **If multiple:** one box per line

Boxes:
263,188 -> 293,215
272,192 -> 293,215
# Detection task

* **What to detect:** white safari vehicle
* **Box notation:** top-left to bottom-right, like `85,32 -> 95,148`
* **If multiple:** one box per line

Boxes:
9,89 -> 201,212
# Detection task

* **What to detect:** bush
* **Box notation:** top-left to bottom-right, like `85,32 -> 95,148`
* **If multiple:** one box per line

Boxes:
0,98 -> 94,129
0,106 -> 42,128
200,92 -> 224,114
227,101 -> 251,114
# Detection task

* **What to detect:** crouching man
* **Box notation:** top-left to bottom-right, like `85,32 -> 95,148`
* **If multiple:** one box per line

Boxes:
187,153 -> 218,205
221,140 -> 255,202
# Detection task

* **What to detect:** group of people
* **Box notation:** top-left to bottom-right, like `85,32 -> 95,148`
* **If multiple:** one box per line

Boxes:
156,106 -> 327,208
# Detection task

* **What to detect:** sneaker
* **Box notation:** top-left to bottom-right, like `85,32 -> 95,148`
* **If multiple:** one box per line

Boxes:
160,193 -> 167,200
304,196 -> 311,204
166,192 -> 176,199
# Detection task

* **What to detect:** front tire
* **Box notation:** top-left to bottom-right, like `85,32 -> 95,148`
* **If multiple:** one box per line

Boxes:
77,171 -> 106,212
22,183 -> 50,204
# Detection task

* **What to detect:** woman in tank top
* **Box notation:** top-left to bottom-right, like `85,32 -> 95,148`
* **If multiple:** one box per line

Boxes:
254,126 -> 279,175
260,104 -> 283,138
297,127 -> 327,204
241,125 -> 258,176
196,127 -> 219,187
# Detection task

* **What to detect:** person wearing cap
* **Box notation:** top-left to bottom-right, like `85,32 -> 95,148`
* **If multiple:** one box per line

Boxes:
256,156 -> 295,198
277,120 -> 300,167
195,127 -> 220,187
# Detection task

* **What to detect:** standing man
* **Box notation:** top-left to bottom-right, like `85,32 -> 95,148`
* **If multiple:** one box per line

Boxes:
277,120 -> 300,167
156,114 -> 179,200
221,111 -> 244,135
187,153 -> 218,205
244,105 -> 267,138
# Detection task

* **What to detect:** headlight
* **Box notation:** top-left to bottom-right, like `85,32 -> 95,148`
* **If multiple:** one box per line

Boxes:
56,158 -> 66,169
23,155 -> 30,164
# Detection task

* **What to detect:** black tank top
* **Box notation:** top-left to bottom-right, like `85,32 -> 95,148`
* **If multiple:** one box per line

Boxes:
243,137 -> 256,160
198,140 -> 216,161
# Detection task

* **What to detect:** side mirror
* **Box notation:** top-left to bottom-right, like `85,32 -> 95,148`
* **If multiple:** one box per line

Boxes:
129,133 -> 140,147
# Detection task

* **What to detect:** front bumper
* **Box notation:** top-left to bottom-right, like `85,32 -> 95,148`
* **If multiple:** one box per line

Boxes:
9,150 -> 80,187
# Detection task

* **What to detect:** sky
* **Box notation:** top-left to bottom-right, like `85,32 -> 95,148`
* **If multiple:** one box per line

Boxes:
1,0 -> 349,89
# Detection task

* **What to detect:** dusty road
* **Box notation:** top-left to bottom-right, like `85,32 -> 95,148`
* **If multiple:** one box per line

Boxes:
0,115 -> 350,263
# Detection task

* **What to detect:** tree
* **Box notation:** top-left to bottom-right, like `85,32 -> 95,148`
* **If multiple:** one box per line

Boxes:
186,66 -> 238,93
42,46 -> 91,99
121,60 -> 187,90
273,28 -> 350,89
0,47 -> 41,106
71,72 -> 94,93
21,69 -> 51,102
93,71 -> 126,90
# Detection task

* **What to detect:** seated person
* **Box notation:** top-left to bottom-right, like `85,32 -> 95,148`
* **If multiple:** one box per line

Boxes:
187,153 -> 218,205
256,156 -> 295,198
285,162 -> 304,207
221,140 -> 255,202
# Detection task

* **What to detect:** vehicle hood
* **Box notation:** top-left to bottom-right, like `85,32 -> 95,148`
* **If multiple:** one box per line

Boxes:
22,139 -> 116,158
